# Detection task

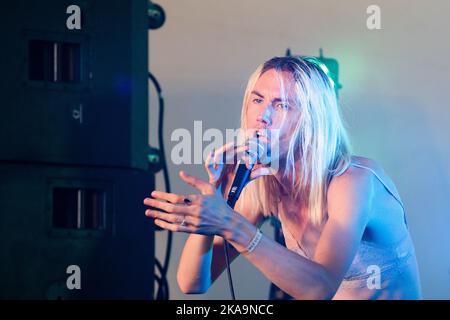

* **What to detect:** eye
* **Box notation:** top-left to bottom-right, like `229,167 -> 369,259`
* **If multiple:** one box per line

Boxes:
252,98 -> 263,104
275,102 -> 290,110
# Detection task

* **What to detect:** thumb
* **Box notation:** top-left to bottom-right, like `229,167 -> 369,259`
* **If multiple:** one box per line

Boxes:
179,171 -> 214,195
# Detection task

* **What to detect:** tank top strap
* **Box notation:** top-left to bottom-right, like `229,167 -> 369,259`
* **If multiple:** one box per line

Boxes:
350,162 -> 409,228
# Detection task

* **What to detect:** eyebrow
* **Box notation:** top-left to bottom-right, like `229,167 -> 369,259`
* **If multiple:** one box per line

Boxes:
250,90 -> 264,98
250,90 -> 292,104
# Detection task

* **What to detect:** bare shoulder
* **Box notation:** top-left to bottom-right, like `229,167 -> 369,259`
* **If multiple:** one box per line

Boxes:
347,155 -> 401,199
328,156 -> 376,195
351,155 -> 382,171
326,156 -> 376,221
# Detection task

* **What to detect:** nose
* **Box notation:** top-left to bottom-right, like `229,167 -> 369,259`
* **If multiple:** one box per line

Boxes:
257,103 -> 272,127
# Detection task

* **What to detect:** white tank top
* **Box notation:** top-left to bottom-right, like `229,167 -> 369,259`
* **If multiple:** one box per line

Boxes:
277,162 -> 422,299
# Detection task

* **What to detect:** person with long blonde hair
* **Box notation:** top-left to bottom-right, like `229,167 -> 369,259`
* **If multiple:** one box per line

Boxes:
144,56 -> 422,299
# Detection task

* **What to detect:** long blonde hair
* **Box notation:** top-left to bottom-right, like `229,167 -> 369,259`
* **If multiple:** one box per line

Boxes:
232,56 -> 353,226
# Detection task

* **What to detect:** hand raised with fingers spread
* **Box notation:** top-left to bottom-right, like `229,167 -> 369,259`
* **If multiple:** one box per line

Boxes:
144,171 -> 238,239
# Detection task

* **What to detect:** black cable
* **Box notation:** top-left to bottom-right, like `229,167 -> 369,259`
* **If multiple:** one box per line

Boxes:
149,71 -> 172,300
149,72 -> 239,301
223,171 -> 246,300
223,147 -> 260,300
155,258 -> 169,300
223,241 -> 236,300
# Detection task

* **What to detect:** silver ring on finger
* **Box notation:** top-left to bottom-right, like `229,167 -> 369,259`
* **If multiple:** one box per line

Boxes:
180,216 -> 187,227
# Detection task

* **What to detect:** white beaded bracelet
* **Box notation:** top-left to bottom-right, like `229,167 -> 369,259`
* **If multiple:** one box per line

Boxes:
242,229 -> 263,254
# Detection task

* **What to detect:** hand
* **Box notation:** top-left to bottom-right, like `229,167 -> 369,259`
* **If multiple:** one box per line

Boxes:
204,142 -> 248,186
205,141 -> 277,189
143,171 -> 237,238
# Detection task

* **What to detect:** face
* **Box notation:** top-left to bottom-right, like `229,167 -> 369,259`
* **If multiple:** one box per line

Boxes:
245,69 -> 300,160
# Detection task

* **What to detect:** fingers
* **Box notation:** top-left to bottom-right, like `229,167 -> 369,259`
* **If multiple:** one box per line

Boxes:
206,143 -> 249,168
150,190 -> 185,204
179,170 -> 214,195
249,166 -> 277,181
146,210 -> 194,233
205,149 -> 223,184
143,197 -> 194,214
153,219 -> 188,232
241,152 -> 258,169
206,142 -> 233,168
219,144 -> 249,165
145,209 -> 191,225
205,143 -> 250,184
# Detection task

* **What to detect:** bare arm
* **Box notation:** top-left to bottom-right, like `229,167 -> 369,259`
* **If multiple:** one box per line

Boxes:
147,151 -> 374,298
224,166 -> 375,299
176,169 -> 265,294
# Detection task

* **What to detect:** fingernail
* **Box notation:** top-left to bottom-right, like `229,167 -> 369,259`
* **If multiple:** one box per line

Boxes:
181,170 -> 189,177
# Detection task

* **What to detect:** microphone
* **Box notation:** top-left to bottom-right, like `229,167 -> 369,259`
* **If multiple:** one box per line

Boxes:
223,134 -> 265,300
226,135 -> 264,209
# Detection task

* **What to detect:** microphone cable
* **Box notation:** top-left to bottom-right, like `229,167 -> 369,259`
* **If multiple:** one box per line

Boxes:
149,71 -> 172,300
223,137 -> 261,300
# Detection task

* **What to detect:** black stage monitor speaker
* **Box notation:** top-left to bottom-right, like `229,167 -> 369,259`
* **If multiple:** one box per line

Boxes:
0,0 -> 150,170
0,0 -> 155,299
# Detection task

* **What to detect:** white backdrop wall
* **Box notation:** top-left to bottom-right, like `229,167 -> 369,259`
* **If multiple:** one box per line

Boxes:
148,0 -> 450,299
